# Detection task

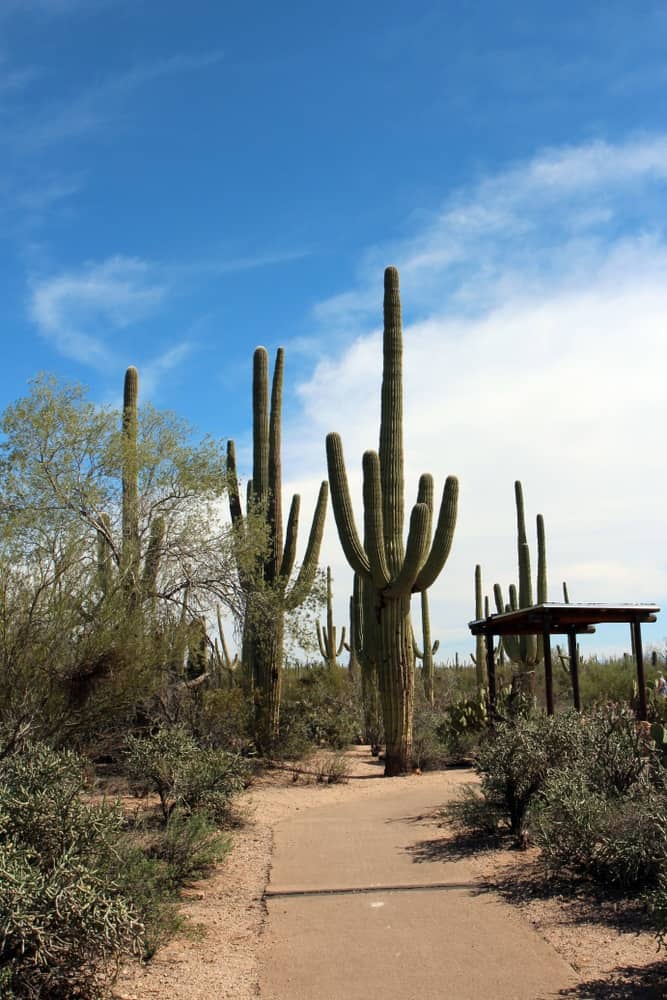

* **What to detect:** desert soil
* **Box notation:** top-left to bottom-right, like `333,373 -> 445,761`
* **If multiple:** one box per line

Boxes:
114,747 -> 667,999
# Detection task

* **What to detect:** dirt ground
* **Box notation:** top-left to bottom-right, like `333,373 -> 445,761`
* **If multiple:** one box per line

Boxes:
114,748 -> 667,999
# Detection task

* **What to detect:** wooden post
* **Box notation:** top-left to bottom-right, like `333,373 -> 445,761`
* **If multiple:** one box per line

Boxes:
567,627 -> 581,712
543,623 -> 554,715
632,618 -> 648,721
486,631 -> 496,713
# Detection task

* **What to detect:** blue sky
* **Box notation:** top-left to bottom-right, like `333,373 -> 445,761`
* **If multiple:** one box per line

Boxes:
2,0 -> 667,661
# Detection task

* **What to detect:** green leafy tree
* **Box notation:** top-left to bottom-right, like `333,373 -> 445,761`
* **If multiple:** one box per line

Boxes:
0,372 -> 248,745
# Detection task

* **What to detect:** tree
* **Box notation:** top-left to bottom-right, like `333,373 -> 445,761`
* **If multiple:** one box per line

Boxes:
0,371 -> 247,745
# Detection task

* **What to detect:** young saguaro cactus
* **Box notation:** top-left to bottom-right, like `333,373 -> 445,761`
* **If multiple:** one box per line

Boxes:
316,567 -> 346,669
326,266 -> 458,775
493,481 -> 547,694
412,588 -> 440,705
227,347 -> 328,748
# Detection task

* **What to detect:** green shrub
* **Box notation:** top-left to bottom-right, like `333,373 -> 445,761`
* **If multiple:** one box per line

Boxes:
473,710 -> 590,845
124,727 -> 249,823
0,744 -> 143,998
276,667 -> 362,757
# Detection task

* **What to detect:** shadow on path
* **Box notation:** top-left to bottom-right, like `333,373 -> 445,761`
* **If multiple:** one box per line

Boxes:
555,960 -> 667,998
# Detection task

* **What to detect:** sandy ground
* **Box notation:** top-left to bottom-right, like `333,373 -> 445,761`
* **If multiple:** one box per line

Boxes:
115,748 -> 667,999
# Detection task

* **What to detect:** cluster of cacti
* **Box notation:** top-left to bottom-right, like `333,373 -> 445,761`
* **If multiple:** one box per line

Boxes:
490,481 -> 547,695
326,266 -> 458,775
412,588 -> 440,704
227,347 -> 328,748
316,567 -> 346,669
470,574 -> 504,685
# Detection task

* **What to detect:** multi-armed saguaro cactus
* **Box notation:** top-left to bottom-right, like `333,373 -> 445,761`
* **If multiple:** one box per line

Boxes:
227,347 -> 328,748
493,480 -> 547,694
412,588 -> 440,705
316,567 -> 346,669
326,267 -> 458,775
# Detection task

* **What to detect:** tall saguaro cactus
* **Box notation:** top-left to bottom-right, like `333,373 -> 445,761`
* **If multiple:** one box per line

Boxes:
412,589 -> 440,704
227,347 -> 328,748
121,366 -> 140,605
493,480 -> 547,694
316,567 -> 346,669
326,267 -> 458,775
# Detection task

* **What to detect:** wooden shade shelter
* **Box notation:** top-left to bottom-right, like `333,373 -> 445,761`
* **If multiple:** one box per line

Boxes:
468,603 -> 660,720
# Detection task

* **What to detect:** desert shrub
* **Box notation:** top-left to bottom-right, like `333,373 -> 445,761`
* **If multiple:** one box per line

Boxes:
649,875 -> 667,948
443,782 -> 506,840
108,809 -> 230,962
0,744 -> 143,998
276,667 -> 362,757
473,710 -> 589,845
124,727 -> 248,823
535,768 -> 667,890
199,686 -> 254,753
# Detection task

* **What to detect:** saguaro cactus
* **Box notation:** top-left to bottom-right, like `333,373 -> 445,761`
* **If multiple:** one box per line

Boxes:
412,588 -> 440,704
227,347 -> 328,748
316,567 -> 346,669
350,572 -> 382,752
493,481 -> 547,694
121,366 -> 140,605
326,267 -> 458,775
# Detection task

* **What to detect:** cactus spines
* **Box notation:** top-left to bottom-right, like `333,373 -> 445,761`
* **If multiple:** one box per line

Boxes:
412,589 -> 440,704
316,567 -> 346,669
228,347 -> 328,748
326,266 -> 458,775
121,366 -> 140,603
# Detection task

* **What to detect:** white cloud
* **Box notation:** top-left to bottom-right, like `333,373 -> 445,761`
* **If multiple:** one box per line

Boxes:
280,135 -> 667,660
29,255 -> 165,367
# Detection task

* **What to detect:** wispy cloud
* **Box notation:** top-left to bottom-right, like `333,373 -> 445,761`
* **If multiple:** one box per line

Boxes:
140,342 -> 193,400
8,49 -> 224,153
287,134 -> 667,656
29,255 -> 165,368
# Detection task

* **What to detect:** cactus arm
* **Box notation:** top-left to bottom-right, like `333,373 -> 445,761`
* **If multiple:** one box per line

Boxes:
413,476 -> 459,592
252,348 -> 269,505
284,481 -> 328,610
326,432 -> 371,578
412,632 -> 424,659
386,502 -> 430,597
493,583 -> 505,614
417,473 -> 434,546
267,347 -> 284,583
363,451 -> 390,588
515,480 -> 527,547
509,583 -> 518,610
279,494 -> 300,581
316,621 -> 328,659
432,639 -> 440,654
226,440 -> 244,527
536,514 -> 547,604
336,628 -> 346,656
563,580 -> 570,603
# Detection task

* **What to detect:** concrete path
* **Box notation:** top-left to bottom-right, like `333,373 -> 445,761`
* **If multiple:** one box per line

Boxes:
259,772 -> 579,1000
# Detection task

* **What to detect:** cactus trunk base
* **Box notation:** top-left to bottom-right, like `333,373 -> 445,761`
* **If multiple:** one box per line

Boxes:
250,620 -> 284,752
378,595 -> 414,776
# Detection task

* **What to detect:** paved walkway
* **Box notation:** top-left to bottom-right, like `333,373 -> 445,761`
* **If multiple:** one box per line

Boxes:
259,772 -> 579,1000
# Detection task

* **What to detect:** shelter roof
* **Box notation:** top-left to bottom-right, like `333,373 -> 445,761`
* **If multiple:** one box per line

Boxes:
468,602 -> 660,637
